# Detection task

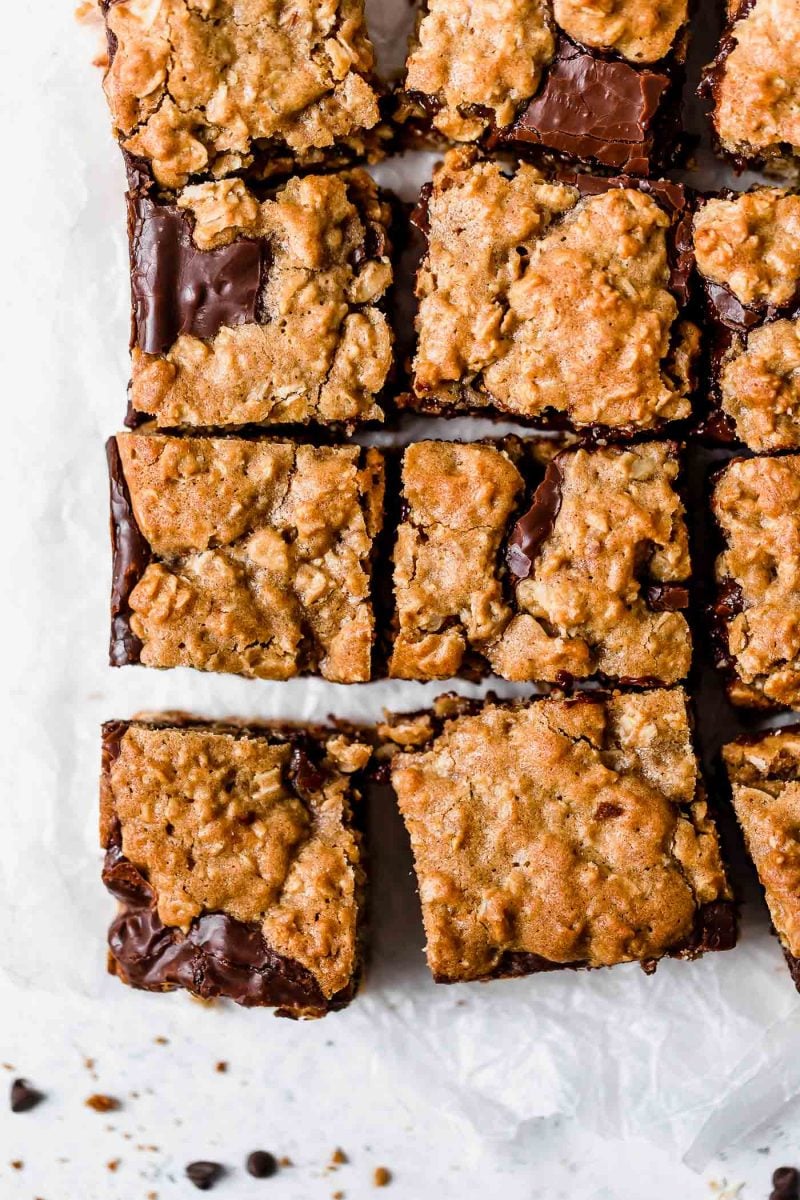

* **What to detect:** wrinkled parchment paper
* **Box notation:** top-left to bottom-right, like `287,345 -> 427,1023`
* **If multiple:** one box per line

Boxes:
4,0 -> 800,1173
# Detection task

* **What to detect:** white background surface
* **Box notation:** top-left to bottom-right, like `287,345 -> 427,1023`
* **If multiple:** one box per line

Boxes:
0,2 -> 799,1196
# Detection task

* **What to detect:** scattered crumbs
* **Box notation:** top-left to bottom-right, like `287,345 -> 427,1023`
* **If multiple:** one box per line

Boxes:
136,1144 -> 160,1153
154,1037 -> 169,1046
10,1161 -> 23,1171
215,1061 -> 228,1074
332,1192 -> 345,1199
373,1167 -> 392,1188
147,1193 -> 159,1200
330,1148 -> 349,1167
107,1159 -> 121,1173
708,1182 -> 744,1200
85,1094 -> 121,1114
2,1063 -> 14,1071
92,53 -> 109,68
279,1156 -> 294,1167
83,1057 -> 95,1073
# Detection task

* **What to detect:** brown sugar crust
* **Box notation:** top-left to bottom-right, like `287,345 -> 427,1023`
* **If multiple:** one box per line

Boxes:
115,433 -> 384,682
404,0 -> 686,143
390,440 -> 691,684
724,729 -> 800,957
411,150 -> 698,432
101,721 -> 367,1000
390,441 -> 524,679
488,441 -> 692,683
130,172 -> 393,429
693,189 -> 800,309
719,319 -> 800,452
390,690 -> 731,981
713,454 -> 800,707
103,0 -> 381,189
711,0 -> 800,165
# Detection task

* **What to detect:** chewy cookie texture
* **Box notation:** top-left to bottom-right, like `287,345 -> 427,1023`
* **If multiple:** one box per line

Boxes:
390,439 -> 692,685
107,433 -> 384,682
723,729 -> 800,992
712,454 -> 800,709
405,151 -> 698,434
127,170 -> 393,430
401,0 -> 689,174
102,0 -> 384,188
100,717 -> 370,1017
385,691 -> 735,984
702,0 -> 800,176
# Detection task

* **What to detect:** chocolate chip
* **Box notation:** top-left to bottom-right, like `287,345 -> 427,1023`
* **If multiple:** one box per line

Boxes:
10,1079 -> 44,1113
186,1161 -> 225,1190
246,1150 -> 278,1178
771,1166 -> 800,1200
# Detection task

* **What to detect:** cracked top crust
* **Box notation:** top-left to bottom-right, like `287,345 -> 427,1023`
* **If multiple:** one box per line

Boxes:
404,0 -> 686,141
719,319 -> 800,452
103,0 -> 381,189
411,151 -> 698,431
390,440 -> 691,684
101,722 -> 367,997
130,172 -> 393,428
694,189 -> 800,308
389,690 -> 731,980
724,729 -> 800,957
712,0 -> 800,163
713,454 -> 800,708
115,433 -> 384,681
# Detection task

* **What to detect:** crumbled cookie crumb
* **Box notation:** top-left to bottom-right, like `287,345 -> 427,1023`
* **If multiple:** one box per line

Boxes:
373,1166 -> 392,1187
85,1094 -> 121,1114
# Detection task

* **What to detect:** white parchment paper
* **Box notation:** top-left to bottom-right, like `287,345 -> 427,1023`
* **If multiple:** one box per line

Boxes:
3,0 -> 800,1174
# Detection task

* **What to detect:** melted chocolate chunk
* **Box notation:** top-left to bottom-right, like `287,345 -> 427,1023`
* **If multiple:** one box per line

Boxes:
289,747 -> 327,799
645,582 -> 689,612
186,1161 -> 225,1191
102,842 -> 352,1017
129,197 -> 265,356
783,947 -> 800,994
715,578 -> 745,620
10,1079 -> 44,1114
106,438 -> 150,667
506,461 -> 563,581
691,901 -> 738,954
771,1166 -> 800,1200
499,39 -> 669,174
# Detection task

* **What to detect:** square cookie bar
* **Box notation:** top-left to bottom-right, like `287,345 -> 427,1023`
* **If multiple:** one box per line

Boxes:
101,0 -> 384,190
400,0 -> 690,174
389,439 -> 692,685
701,0 -> 800,177
385,691 -> 735,984
694,187 -> 800,449
404,151 -> 698,435
723,728 -> 800,992
107,433 -> 384,681
712,454 -> 800,708
101,717 -> 370,1017
127,170 -> 393,430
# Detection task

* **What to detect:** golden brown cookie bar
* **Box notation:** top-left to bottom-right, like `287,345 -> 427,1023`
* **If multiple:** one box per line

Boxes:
389,439 -> 692,685
701,0 -> 800,177
101,0 -> 384,189
126,170 -> 393,430
107,433 -> 384,682
712,454 -> 800,709
693,188 -> 800,450
101,716 -> 370,1017
723,728 -> 800,992
400,0 -> 690,174
384,690 -> 735,984
403,151 -> 698,434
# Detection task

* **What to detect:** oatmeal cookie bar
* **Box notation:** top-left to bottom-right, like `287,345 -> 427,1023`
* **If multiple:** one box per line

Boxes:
107,433 -> 384,682
403,151 -> 698,435
389,439 -> 692,685
723,728 -> 800,991
701,0 -> 800,177
711,453 -> 800,708
384,690 -> 735,983
101,0 -> 384,189
126,169 -> 393,430
400,0 -> 690,174
100,716 -> 370,1017
693,187 -> 800,450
